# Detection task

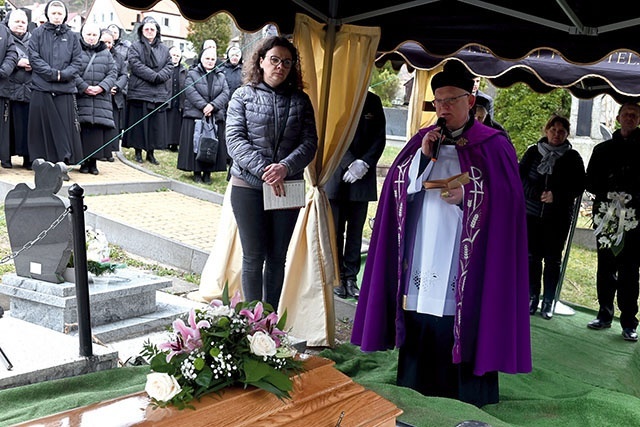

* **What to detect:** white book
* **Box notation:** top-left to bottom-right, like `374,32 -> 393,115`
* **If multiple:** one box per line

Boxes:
262,180 -> 306,210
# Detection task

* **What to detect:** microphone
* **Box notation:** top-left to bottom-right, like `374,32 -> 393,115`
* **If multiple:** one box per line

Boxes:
431,117 -> 446,162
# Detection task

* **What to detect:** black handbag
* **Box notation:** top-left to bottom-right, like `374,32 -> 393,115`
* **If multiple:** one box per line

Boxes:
194,117 -> 218,164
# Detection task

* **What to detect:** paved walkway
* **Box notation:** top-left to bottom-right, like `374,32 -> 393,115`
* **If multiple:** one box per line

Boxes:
0,154 -> 223,263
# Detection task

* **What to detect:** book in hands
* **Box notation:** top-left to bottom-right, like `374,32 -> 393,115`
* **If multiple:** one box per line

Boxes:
422,172 -> 470,190
262,180 -> 306,210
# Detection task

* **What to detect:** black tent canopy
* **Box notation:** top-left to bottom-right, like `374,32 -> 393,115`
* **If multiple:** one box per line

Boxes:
378,43 -> 640,103
117,0 -> 640,64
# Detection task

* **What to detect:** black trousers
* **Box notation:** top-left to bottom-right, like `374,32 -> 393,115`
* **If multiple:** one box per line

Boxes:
526,214 -> 571,302
329,199 -> 368,282
595,232 -> 640,329
397,310 -> 499,407
230,185 -> 300,310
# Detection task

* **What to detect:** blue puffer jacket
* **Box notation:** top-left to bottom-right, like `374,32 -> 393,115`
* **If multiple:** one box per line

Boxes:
74,40 -> 116,128
28,22 -> 82,94
226,82 -> 317,183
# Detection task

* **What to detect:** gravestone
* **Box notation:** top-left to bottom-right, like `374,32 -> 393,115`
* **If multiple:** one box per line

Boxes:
3,159 -> 72,283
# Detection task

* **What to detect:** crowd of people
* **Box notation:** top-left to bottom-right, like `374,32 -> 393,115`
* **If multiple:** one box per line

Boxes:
0,0 -> 245,178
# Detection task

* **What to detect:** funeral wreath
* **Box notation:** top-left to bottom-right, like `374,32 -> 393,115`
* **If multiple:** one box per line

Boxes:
141,286 -> 304,409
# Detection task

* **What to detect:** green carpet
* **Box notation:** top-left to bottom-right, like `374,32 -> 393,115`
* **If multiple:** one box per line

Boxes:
1,308 -> 640,426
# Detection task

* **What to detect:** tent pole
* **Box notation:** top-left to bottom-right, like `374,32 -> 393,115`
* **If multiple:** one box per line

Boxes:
553,192 -> 583,315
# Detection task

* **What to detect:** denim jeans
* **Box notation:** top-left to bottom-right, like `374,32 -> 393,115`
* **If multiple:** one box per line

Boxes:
231,185 -> 300,310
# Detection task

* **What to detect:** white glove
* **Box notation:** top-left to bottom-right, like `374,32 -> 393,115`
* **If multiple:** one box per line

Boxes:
342,170 -> 357,183
348,159 -> 369,180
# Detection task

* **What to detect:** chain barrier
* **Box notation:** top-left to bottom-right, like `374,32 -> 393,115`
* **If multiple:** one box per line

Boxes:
0,206 -> 72,265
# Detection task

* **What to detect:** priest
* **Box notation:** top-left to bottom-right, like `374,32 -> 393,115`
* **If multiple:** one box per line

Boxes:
351,62 -> 531,407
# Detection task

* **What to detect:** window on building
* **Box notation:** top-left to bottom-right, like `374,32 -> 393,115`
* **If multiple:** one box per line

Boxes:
164,17 -> 169,27
110,12 -> 114,21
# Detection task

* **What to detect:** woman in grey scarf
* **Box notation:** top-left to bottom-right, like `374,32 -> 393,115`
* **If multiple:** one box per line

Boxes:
519,115 -> 586,319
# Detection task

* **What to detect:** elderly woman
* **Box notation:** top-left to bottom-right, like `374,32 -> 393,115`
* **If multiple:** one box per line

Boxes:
226,36 -> 317,309
177,46 -> 229,183
27,0 -> 82,165
74,23 -> 116,175
122,16 -> 172,165
519,115 -> 585,318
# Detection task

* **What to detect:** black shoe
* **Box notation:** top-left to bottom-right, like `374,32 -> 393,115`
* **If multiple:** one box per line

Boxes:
345,279 -> 360,299
79,163 -> 90,174
203,173 -> 212,184
135,153 -> 143,163
587,319 -> 612,330
1,160 -> 12,168
622,328 -> 638,342
333,282 -> 348,299
146,154 -> 159,165
107,156 -> 115,162
89,165 -> 99,175
529,296 -> 539,315
168,144 -> 178,152
194,175 -> 203,183
540,300 -> 553,320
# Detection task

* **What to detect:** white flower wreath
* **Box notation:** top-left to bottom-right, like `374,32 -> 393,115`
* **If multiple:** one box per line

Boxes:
593,192 -> 639,255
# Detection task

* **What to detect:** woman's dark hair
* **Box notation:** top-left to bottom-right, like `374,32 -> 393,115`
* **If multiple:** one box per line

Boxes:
544,115 -> 570,134
242,36 -> 303,90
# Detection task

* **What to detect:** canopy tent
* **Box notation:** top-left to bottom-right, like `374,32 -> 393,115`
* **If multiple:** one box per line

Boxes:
378,42 -> 640,104
118,0 -> 640,63
116,0 -> 640,347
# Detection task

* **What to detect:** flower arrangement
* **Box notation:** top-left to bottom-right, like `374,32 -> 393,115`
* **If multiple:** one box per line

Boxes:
141,286 -> 304,409
593,192 -> 638,256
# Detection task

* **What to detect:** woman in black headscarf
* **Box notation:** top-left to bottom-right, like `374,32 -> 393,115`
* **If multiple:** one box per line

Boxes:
122,16 -> 172,165
27,0 -> 82,165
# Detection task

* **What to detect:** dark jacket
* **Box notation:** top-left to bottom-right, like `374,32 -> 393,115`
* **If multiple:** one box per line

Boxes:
586,128 -> 640,233
519,139 -> 585,221
28,22 -> 82,94
7,30 -> 31,102
110,49 -> 128,110
74,40 -> 116,128
168,62 -> 187,110
221,60 -> 243,98
0,25 -> 18,98
126,23 -> 172,103
182,64 -> 229,121
226,82 -> 318,183
325,91 -> 386,202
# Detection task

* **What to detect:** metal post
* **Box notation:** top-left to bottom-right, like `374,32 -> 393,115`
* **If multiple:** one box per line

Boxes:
553,192 -> 583,315
68,184 -> 93,357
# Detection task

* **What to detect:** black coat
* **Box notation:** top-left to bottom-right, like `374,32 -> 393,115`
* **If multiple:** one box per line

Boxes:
168,62 -> 187,110
0,25 -> 18,98
221,60 -> 243,97
182,64 -> 229,121
586,128 -> 640,233
325,91 -> 386,202
110,49 -> 128,110
127,37 -> 172,103
7,31 -> 31,102
28,22 -> 82,94
519,139 -> 585,221
74,40 -> 117,128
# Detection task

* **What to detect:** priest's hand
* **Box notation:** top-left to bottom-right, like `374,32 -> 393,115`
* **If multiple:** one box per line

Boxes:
421,126 -> 445,157
440,187 -> 463,205
541,190 -> 554,203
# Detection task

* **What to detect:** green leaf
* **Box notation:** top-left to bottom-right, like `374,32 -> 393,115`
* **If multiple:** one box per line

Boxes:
276,309 -> 288,330
222,282 -> 230,305
242,358 -> 270,382
194,357 -> 205,371
150,353 -> 174,374
195,365 -> 213,388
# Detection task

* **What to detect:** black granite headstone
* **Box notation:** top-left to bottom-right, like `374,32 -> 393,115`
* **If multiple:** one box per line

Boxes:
4,159 -> 72,283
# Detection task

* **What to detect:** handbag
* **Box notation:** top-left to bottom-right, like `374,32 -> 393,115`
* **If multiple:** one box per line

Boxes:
194,117 -> 218,164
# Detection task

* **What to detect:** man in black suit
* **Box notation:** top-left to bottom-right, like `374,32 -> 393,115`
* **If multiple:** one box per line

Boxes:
327,91 -> 386,299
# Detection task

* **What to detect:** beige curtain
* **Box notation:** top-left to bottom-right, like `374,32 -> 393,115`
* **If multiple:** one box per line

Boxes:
278,14 -> 381,347
197,183 -> 242,301
406,67 -> 443,138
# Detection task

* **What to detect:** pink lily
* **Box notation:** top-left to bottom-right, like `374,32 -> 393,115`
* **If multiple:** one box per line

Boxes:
239,302 -> 264,324
159,309 -> 210,361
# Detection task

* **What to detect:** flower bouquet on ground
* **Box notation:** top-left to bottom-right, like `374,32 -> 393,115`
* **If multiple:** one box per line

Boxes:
85,226 -> 125,276
141,285 -> 304,409
593,192 -> 639,256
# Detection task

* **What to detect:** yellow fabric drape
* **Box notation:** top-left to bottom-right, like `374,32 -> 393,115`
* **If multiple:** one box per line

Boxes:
197,183 -> 243,301
278,14 -> 381,347
406,67 -> 443,138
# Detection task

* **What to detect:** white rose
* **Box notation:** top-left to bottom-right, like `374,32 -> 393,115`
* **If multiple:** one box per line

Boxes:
145,372 -> 182,402
209,305 -> 233,318
247,331 -> 277,357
